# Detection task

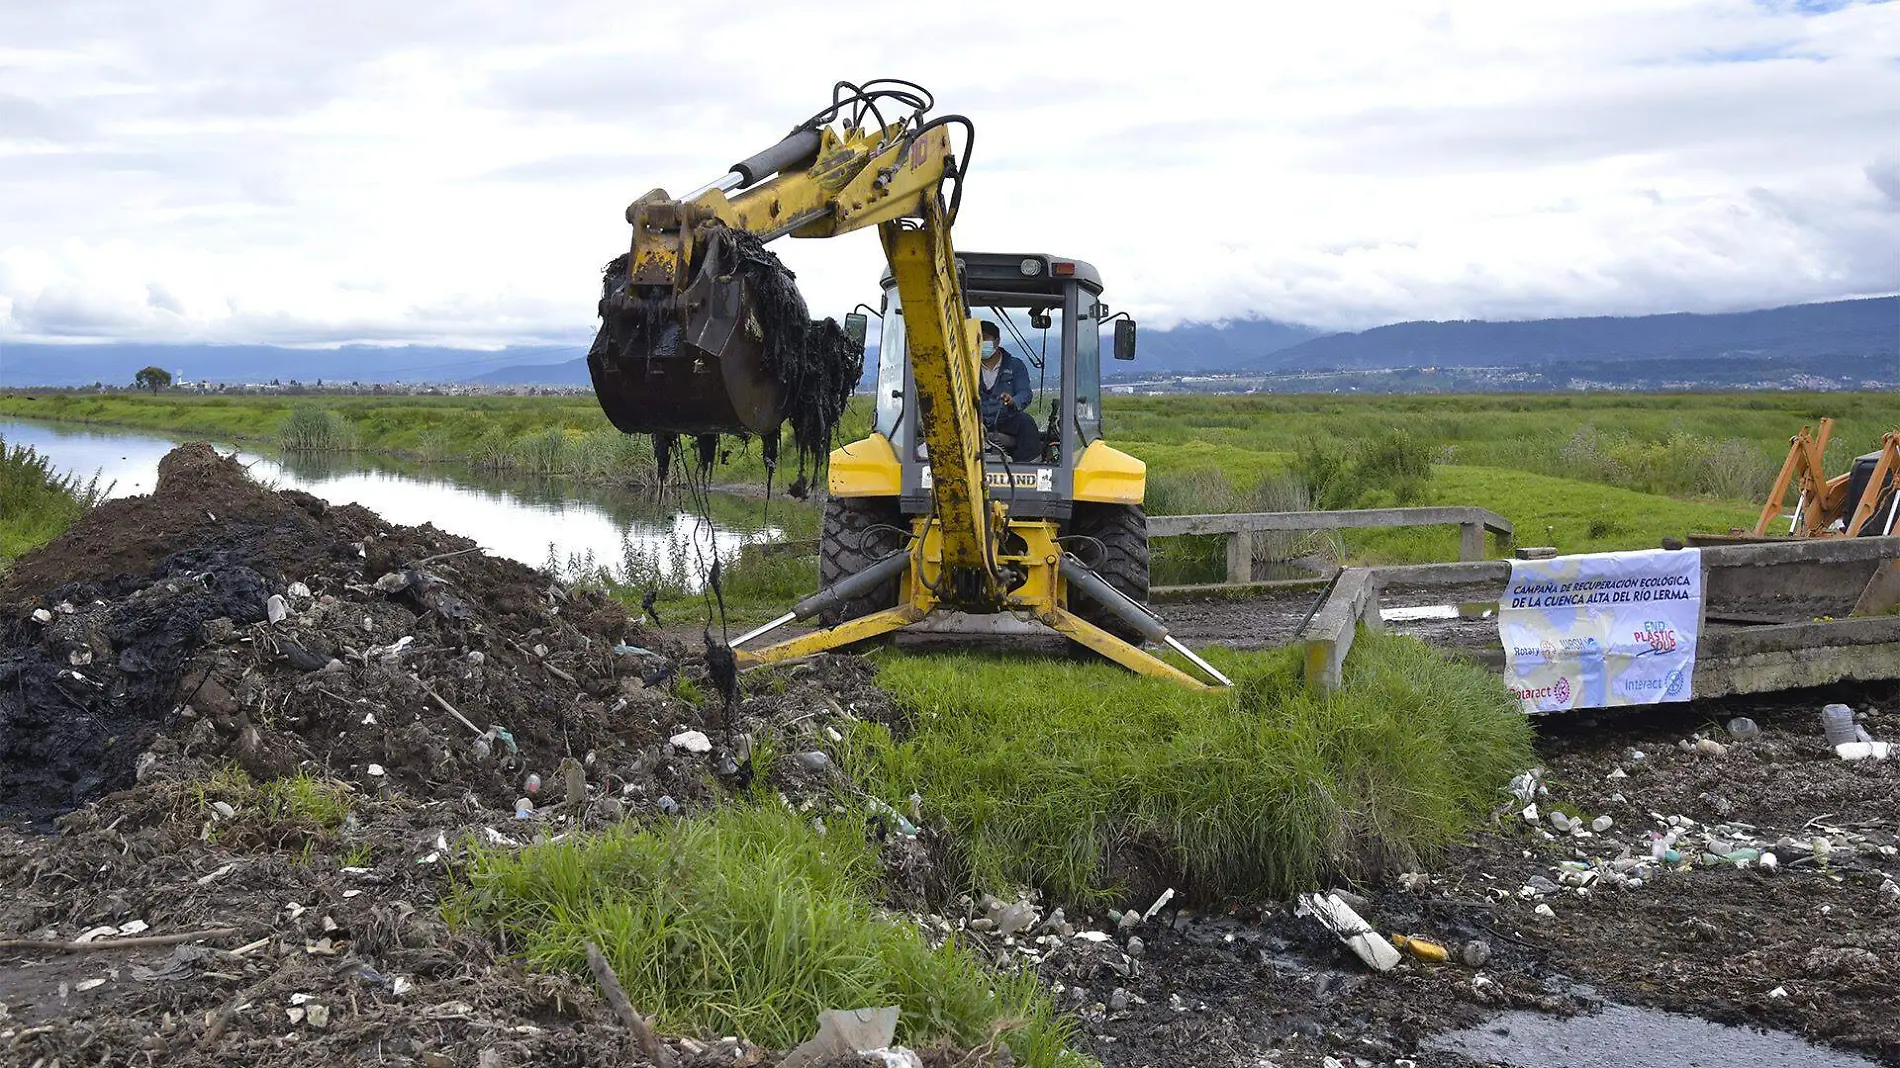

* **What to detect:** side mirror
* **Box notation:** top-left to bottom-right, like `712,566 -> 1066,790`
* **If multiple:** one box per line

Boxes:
843,312 -> 870,359
1113,318 -> 1137,361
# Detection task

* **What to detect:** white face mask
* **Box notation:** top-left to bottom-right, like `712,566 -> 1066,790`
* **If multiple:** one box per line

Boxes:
981,340 -> 996,359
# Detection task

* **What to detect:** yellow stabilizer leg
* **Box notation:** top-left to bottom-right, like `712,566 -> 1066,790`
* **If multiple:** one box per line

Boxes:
733,603 -> 928,668
1040,607 -> 1218,691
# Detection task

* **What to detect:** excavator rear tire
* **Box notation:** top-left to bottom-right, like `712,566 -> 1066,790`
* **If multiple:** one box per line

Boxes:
818,495 -> 906,627
1065,503 -> 1151,645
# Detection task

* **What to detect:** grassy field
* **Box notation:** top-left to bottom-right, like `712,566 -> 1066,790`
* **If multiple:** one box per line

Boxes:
4,389 -> 1888,586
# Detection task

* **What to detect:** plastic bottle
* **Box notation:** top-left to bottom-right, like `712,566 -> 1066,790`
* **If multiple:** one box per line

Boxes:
1822,704 -> 1858,747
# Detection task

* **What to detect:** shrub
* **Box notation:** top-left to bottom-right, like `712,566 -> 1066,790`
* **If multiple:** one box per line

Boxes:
278,406 -> 358,452
844,632 -> 1533,905
1,436 -> 110,566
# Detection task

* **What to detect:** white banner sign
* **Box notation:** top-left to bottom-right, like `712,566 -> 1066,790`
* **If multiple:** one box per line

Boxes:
1499,548 -> 1703,712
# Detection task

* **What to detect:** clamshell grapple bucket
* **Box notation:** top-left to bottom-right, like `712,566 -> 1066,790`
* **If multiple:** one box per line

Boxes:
586,232 -> 786,438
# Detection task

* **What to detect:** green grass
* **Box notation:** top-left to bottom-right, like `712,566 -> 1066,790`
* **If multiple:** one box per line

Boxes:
451,804 -> 1082,1066
843,632 -> 1534,906
0,434 -> 110,568
7,389 -> 1885,574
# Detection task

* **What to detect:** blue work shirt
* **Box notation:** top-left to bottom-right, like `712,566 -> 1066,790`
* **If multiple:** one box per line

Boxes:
978,350 -> 1033,426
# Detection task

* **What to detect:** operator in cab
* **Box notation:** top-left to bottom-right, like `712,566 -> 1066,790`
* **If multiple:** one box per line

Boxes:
977,320 -> 1041,462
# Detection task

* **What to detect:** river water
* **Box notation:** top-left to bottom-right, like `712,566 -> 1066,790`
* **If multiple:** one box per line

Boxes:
2,418 -> 788,587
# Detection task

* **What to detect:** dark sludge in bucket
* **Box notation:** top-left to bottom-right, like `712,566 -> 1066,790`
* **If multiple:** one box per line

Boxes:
587,227 -> 864,495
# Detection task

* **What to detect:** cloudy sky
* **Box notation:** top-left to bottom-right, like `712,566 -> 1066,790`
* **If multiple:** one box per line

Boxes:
2,0 -> 1896,350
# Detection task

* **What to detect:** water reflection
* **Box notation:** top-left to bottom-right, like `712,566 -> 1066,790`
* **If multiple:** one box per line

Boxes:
2,419 -> 791,587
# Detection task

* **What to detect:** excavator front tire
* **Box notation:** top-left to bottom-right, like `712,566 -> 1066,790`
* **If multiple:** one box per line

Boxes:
1065,503 -> 1151,645
817,495 -> 907,627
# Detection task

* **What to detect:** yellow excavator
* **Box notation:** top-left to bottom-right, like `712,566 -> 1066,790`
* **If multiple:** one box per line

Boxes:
588,80 -> 1229,689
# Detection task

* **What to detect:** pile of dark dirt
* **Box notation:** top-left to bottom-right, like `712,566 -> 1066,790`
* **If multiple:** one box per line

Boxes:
0,442 -> 887,828
0,442 -> 916,1064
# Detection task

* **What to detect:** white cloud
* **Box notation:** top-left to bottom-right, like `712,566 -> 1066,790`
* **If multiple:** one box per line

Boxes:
1,0 -> 1896,347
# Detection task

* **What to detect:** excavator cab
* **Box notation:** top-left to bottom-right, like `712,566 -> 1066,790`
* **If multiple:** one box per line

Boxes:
822,252 -> 1154,641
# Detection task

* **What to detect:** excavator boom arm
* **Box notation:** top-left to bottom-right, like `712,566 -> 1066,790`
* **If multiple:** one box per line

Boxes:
624,119 -> 1000,594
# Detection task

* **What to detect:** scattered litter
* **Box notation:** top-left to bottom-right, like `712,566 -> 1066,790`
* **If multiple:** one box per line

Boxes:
1459,940 -> 1492,968
789,751 -> 833,773
1835,741 -> 1891,761
1727,716 -> 1760,739
75,978 -> 105,992
366,763 -> 385,777
1696,737 -> 1729,757
1391,934 -> 1449,963
266,594 -> 289,624
1507,769 -> 1545,802
1822,703 -> 1859,747
1592,815 -> 1614,833
1143,888 -> 1176,920
1298,892 -> 1401,972
1533,903 -> 1556,918
781,1006 -> 902,1068
669,730 -> 712,754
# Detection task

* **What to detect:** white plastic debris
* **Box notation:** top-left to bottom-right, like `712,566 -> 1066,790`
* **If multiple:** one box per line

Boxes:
1759,852 -> 1779,870
266,595 -> 289,624
1506,770 -> 1543,802
1770,986 -> 1788,998
1521,803 -> 1539,823
1143,888 -> 1176,921
1297,892 -> 1401,972
1533,903 -> 1556,918
31,609 -> 53,624
1695,737 -> 1728,757
1592,816 -> 1614,833
670,730 -> 713,754
288,582 -> 312,601
75,978 -> 105,992
366,764 -> 385,778
781,1006 -> 900,1068
1835,741 -> 1891,761
211,801 -> 236,820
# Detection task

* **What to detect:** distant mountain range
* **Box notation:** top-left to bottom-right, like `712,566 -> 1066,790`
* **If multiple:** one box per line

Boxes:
1245,296 -> 1897,376
0,342 -> 579,389
2,296 -> 1892,390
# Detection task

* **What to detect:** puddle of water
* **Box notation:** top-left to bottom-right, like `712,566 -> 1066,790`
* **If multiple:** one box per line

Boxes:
1380,604 -> 1460,622
2,418 -> 788,588
1426,1003 -> 1879,1068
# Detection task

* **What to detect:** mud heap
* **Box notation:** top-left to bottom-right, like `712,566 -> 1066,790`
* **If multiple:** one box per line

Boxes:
0,442 -> 709,824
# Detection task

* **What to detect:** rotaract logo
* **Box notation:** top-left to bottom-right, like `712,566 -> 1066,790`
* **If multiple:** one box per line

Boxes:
1553,677 -> 1572,704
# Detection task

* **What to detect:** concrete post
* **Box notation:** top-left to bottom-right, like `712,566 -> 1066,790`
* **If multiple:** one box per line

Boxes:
1226,530 -> 1254,584
1459,522 -> 1484,562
